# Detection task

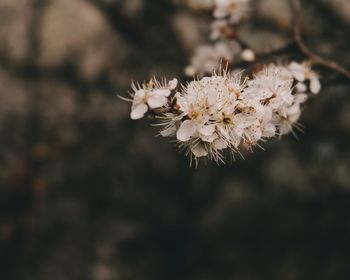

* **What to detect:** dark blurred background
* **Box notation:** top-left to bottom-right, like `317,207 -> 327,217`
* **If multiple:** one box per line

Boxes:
0,0 -> 350,279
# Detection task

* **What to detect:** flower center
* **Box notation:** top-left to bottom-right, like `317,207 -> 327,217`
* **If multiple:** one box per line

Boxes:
190,111 -> 199,119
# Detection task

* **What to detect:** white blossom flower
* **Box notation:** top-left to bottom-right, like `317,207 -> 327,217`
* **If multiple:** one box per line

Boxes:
129,78 -> 178,120
242,64 -> 308,139
289,61 -> 321,94
243,65 -> 294,108
213,0 -> 250,23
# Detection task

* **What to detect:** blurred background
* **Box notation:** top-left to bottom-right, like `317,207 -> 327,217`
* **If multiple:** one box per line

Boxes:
0,0 -> 350,279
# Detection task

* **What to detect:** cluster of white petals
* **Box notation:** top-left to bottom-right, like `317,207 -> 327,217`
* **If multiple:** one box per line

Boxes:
289,61 -> 321,94
213,0 -> 250,23
185,0 -> 252,76
126,78 -> 178,120
185,41 -> 240,76
123,62 -> 321,164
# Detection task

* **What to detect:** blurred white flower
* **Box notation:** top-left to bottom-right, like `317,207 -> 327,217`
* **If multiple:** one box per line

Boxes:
210,19 -> 230,40
213,0 -> 250,23
185,41 -> 240,76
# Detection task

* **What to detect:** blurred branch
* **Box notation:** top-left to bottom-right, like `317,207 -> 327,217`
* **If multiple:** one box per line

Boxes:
233,0 -> 350,82
235,42 -> 300,68
290,0 -> 350,79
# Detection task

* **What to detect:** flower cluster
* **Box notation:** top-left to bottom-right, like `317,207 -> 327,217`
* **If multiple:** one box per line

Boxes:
185,0 -> 253,76
122,62 -> 321,164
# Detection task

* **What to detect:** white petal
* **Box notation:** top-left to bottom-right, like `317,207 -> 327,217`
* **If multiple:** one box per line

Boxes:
207,90 -> 217,106
279,121 -> 292,135
222,105 -> 235,115
246,127 -> 262,143
281,92 -> 294,105
201,133 -> 218,143
153,89 -> 171,97
213,138 -> 228,150
218,125 -> 230,139
260,89 -> 275,99
296,82 -> 307,93
289,112 -> 301,123
191,144 -> 208,158
176,120 -> 197,141
133,89 -> 146,104
198,123 -> 216,136
289,61 -> 302,72
288,104 -> 301,122
185,66 -> 196,77
167,79 -> 178,90
130,103 -> 148,120
293,72 -> 305,82
134,89 -> 146,98
289,62 -> 305,81
310,77 -> 321,94
262,123 -> 276,138
269,98 -> 284,109
234,114 -> 256,128
160,126 -> 177,137
294,93 -> 308,104
254,103 -> 268,118
147,94 -> 168,109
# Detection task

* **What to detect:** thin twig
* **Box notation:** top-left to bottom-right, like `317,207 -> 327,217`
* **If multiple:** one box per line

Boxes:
291,0 -> 350,79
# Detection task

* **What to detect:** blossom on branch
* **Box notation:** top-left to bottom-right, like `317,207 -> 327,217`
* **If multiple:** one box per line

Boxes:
121,62 -> 321,164
126,78 -> 178,120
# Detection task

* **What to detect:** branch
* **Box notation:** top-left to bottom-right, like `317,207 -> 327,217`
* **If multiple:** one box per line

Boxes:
291,0 -> 350,79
